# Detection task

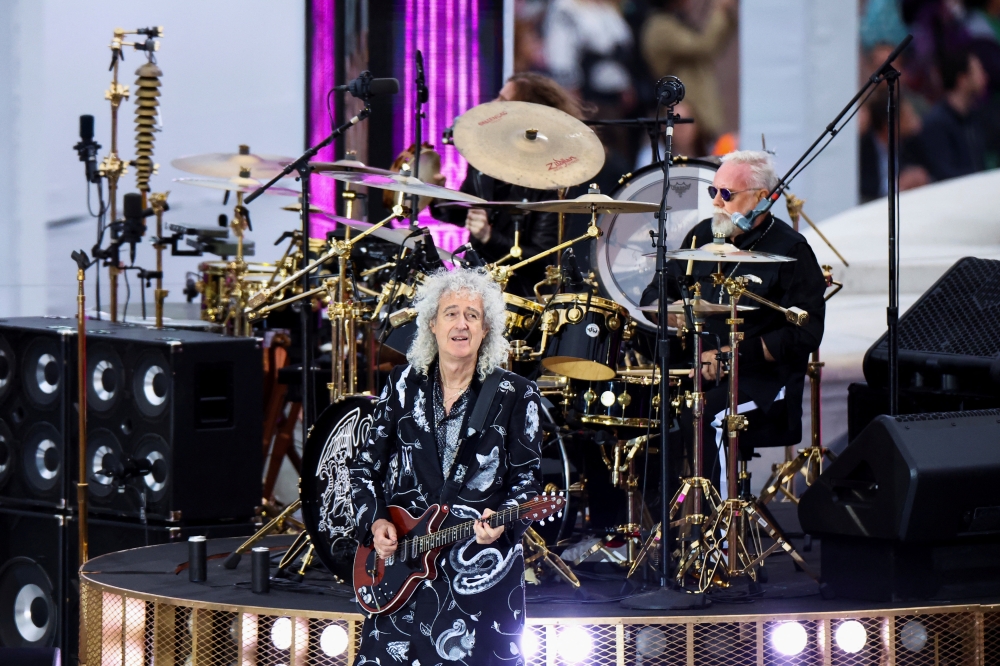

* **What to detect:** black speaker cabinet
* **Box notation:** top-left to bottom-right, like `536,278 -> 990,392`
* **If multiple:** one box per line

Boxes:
800,408 -> 1000,600
0,317 -> 264,523
0,318 -> 76,511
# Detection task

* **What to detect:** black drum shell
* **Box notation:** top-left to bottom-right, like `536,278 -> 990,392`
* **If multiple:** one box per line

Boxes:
541,294 -> 629,381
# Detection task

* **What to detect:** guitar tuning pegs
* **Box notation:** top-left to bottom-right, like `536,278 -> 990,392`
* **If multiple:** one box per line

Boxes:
548,516 -> 555,523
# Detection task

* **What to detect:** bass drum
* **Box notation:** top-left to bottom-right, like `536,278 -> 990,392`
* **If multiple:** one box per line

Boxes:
592,157 -> 719,331
301,395 -> 377,577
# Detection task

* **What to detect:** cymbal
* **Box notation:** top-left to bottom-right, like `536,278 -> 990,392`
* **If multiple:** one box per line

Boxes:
317,171 -> 486,204
281,202 -> 324,213
638,300 -> 759,315
313,211 -> 457,263
519,192 -> 661,215
434,201 -> 524,211
645,242 -> 796,263
309,159 -> 396,176
451,101 -> 605,190
173,177 -> 301,197
171,151 -> 295,179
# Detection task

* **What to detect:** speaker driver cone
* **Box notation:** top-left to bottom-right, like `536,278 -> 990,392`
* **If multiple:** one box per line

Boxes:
133,351 -> 170,418
22,339 -> 62,408
87,345 -> 124,413
87,429 -> 124,498
0,335 -> 15,404
0,420 -> 14,492
134,434 -> 170,502
0,557 -> 56,647
20,423 -> 62,494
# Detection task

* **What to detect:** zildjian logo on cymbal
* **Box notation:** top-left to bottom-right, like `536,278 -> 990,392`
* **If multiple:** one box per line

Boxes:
547,156 -> 578,171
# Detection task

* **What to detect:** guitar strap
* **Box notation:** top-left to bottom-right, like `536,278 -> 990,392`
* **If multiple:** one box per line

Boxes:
437,367 -> 505,508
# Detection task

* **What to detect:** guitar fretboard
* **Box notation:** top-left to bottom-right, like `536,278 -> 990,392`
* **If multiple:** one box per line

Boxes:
397,505 -> 523,561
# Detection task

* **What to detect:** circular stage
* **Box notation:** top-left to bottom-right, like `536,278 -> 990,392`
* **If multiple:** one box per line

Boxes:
79,535 -> 1000,665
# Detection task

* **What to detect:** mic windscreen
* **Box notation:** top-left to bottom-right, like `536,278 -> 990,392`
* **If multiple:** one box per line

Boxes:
730,211 -> 752,232
370,78 -> 400,96
123,193 -> 143,220
80,115 -> 94,142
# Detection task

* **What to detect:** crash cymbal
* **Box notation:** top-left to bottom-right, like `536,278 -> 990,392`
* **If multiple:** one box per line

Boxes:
648,242 -> 796,263
281,202 -> 324,213
173,177 -> 301,197
519,192 -> 661,215
313,211 -> 457,263
309,159 -> 397,176
638,300 -> 759,315
451,101 -> 605,190
317,171 -> 486,204
434,201 -> 524,211
171,149 -> 295,179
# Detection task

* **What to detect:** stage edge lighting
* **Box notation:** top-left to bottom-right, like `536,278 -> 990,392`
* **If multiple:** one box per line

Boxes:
556,626 -> 593,663
271,617 -> 293,651
771,621 -> 808,656
521,627 -> 540,660
900,620 -> 928,652
320,624 -> 349,656
835,620 -> 867,653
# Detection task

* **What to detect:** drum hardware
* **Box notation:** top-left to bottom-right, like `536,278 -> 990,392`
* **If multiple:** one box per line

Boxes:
450,100 -> 605,190
223,499 -> 303,570
318,168 -> 487,206
523,526 -> 581,588
172,175 -> 302,198
696,273 -> 817,586
759,264 -> 843,505
598,435 -> 658,567
149,192 -> 169,328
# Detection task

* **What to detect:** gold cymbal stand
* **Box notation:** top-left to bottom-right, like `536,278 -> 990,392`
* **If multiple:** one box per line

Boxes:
100,29 -> 131,322
699,275 -> 817,587
224,180 -> 252,337
149,192 -> 169,328
759,264 -> 844,504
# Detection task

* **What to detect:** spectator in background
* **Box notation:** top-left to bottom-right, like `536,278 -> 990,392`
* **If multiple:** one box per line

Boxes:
920,49 -> 989,180
859,87 -> 931,202
640,0 -> 737,142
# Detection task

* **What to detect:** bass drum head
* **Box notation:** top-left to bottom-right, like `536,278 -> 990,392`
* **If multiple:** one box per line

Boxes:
592,158 -> 719,330
301,396 -> 377,578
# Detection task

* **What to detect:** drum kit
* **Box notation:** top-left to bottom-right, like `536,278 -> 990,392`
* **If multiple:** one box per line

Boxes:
173,100 -> 839,594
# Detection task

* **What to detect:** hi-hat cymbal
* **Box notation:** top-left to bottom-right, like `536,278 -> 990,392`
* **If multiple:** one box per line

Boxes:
645,242 -> 796,263
173,177 -> 301,197
317,171 -> 486,204
638,300 -> 759,315
451,101 -> 605,190
171,151 -> 295,179
309,159 -> 397,176
313,211 -> 457,263
434,201 -> 524,211
519,192 -> 662,215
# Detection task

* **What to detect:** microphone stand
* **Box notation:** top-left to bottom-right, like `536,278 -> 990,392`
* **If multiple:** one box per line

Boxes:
621,105 -> 706,611
245,106 -> 371,442
410,50 -> 428,230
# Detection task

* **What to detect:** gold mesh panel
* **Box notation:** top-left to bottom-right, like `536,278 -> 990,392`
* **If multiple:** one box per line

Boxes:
984,609 -> 1000,666
893,612 -> 980,666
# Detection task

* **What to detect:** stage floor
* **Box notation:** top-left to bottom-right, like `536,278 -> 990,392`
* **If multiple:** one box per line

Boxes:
78,504 -> 1000,665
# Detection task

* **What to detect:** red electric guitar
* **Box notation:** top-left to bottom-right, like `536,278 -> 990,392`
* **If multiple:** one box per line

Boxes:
353,493 -> 565,614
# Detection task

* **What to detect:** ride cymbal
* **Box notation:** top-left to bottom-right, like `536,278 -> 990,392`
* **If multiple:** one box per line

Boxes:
519,192 -> 661,215
317,171 -> 486,204
173,177 -> 300,197
649,242 -> 796,263
171,149 -> 294,179
451,101 -> 605,190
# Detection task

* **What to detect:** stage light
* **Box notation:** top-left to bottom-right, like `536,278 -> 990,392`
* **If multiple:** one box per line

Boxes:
771,621 -> 808,656
556,626 -> 593,663
271,617 -> 292,651
835,620 -> 867,653
635,626 -> 667,659
900,620 -> 928,652
521,628 -> 540,660
320,625 -> 349,657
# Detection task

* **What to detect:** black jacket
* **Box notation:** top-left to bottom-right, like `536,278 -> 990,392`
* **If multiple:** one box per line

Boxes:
431,166 -> 559,297
641,216 -> 826,428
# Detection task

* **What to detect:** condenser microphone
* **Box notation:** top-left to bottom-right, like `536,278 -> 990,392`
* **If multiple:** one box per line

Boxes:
122,193 -> 153,263
74,114 -> 102,183
333,71 -> 399,100
455,243 -> 484,267
731,195 -> 778,232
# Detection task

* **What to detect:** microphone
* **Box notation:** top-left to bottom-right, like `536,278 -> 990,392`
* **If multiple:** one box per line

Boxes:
122,193 -> 154,263
417,228 -> 444,271
562,249 -> 585,288
415,50 -> 428,104
333,71 -> 399,100
455,243 -> 484,267
655,75 -> 685,107
74,115 -> 102,184
730,196 -> 776,232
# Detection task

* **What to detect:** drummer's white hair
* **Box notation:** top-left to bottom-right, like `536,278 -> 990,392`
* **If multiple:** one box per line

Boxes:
407,267 -> 510,380
721,150 -> 779,191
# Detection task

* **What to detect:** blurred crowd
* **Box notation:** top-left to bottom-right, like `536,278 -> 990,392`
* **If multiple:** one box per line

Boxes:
515,0 -> 739,190
859,0 -> 1000,201
515,0 -> 1000,204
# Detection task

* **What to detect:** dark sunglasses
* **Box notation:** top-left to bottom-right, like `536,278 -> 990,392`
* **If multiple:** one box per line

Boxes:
708,186 -> 750,202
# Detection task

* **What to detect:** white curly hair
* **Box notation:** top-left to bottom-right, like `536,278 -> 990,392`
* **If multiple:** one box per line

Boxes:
406,267 -> 510,380
720,150 -> 779,191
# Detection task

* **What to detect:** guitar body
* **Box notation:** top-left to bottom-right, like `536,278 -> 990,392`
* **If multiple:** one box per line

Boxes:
353,503 -> 449,615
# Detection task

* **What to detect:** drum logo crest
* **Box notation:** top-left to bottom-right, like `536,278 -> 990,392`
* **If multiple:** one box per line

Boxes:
318,406 -> 374,544
671,180 -> 692,196
585,323 -> 600,338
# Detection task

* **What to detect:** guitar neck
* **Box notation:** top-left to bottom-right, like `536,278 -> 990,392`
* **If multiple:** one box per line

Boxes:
402,505 -> 525,557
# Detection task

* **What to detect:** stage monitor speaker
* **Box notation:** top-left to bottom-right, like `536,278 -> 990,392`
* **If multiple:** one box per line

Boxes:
0,318 -> 263,523
0,506 -> 256,656
799,408 -> 1000,600
864,257 -> 1000,397
0,319 -> 76,511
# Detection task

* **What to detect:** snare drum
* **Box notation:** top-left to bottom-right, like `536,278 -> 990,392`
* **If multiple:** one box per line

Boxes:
199,261 -> 279,323
540,293 -> 632,381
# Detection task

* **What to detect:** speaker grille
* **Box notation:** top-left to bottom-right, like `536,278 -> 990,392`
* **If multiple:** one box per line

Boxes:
893,257 -> 1000,357
894,408 -> 1000,422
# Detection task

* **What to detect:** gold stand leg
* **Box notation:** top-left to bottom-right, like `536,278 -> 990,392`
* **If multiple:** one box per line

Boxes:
522,527 -> 580,588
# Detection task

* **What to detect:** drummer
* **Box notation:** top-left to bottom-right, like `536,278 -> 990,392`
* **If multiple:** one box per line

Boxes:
431,73 -> 589,297
640,150 -> 827,495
